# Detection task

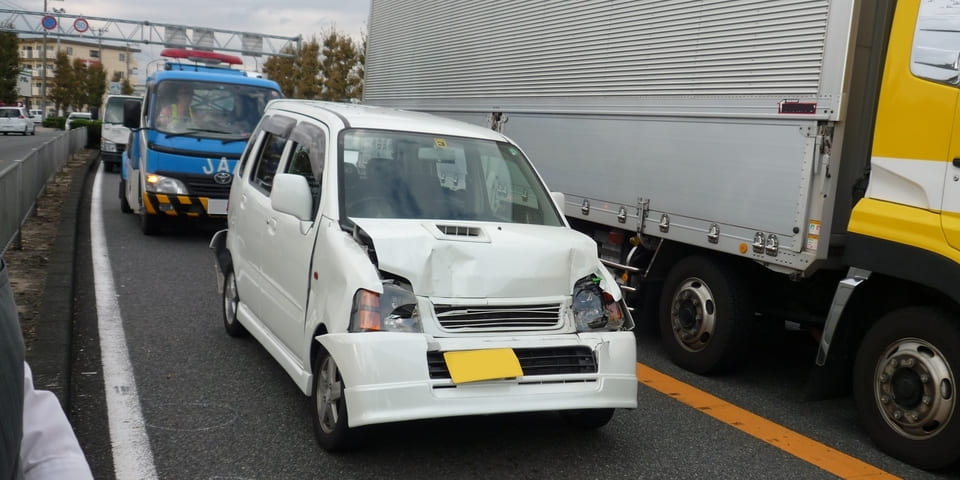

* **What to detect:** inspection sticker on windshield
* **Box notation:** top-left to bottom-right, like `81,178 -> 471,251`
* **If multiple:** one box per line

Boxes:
443,349 -> 522,384
434,138 -> 448,148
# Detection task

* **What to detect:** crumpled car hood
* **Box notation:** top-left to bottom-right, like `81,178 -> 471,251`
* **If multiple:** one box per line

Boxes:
352,219 -> 603,299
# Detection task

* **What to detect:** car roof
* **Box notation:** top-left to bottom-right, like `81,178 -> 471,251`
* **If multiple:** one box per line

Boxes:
265,100 -> 508,142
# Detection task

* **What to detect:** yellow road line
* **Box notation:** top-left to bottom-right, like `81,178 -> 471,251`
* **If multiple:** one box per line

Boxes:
636,363 -> 900,480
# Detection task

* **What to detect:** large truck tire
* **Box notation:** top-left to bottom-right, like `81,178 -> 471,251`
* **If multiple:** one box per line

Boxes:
119,179 -> 132,214
138,187 -> 161,235
659,255 -> 753,374
853,307 -> 960,470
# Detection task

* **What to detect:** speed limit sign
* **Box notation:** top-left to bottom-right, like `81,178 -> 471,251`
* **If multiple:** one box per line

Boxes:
73,18 -> 89,33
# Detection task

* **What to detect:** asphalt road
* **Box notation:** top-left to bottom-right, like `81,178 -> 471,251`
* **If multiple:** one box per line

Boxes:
66,163 -> 959,480
0,127 -> 62,167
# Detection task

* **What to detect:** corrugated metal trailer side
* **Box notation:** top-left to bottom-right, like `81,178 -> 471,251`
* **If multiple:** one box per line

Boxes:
364,0 -> 873,276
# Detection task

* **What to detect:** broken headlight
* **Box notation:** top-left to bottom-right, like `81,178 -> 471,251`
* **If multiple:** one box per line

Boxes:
349,281 -> 422,333
572,274 -> 624,332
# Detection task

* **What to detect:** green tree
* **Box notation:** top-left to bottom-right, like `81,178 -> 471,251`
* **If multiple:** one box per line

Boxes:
295,38 -> 322,99
49,51 -> 73,114
84,62 -> 107,112
320,30 -> 361,102
263,45 -> 297,97
353,34 -> 366,100
0,27 -> 20,105
69,59 -> 88,111
110,70 -> 134,95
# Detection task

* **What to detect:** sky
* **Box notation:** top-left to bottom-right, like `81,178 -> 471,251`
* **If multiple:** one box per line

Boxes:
2,0 -> 372,77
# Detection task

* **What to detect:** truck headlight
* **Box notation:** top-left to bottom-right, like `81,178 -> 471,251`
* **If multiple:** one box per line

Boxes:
572,274 -> 624,332
144,174 -> 189,195
101,140 -> 117,153
350,282 -> 422,333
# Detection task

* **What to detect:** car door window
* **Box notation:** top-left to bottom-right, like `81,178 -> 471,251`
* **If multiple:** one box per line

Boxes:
250,133 -> 288,195
285,122 -> 326,219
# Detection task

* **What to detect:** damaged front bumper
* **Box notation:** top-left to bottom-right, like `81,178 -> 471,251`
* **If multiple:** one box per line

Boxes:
318,331 -> 638,428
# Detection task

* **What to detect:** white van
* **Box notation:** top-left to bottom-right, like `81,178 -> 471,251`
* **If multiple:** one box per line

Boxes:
210,100 -> 638,451
100,95 -> 142,172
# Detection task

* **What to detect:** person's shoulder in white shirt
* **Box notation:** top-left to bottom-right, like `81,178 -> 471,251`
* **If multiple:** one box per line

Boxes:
20,363 -> 93,480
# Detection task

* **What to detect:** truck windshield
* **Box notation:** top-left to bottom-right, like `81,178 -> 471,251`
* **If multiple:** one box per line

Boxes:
341,129 -> 564,226
103,97 -> 137,124
151,80 -> 278,137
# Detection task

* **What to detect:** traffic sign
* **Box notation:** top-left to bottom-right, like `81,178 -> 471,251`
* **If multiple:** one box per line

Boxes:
41,15 -> 57,30
73,18 -> 89,33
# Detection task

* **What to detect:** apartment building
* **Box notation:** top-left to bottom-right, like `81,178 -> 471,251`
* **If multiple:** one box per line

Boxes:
18,36 -> 140,114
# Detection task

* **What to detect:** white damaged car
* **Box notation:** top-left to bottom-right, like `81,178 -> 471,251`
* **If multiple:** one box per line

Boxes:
211,100 -> 638,450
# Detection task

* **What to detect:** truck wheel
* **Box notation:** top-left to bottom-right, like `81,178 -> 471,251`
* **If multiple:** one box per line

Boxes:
222,270 -> 247,337
119,179 -> 132,214
311,347 -> 358,451
659,255 -> 753,374
139,191 -> 161,235
853,307 -> 960,470
560,408 -> 615,429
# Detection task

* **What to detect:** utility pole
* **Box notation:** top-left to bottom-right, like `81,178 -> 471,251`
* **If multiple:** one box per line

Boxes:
39,0 -> 63,117
40,0 -> 47,115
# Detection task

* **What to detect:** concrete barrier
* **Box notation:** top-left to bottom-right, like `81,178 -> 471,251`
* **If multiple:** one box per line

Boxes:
0,128 -> 88,256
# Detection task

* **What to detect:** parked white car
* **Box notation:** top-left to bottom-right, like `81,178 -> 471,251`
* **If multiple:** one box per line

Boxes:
210,100 -> 638,450
0,106 -> 36,135
65,111 -> 92,130
28,109 -> 43,124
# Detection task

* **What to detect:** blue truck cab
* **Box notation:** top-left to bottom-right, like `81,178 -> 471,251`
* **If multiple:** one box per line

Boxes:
120,48 -> 283,234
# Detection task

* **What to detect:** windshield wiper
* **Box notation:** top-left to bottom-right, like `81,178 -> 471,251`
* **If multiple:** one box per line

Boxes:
164,127 -> 240,139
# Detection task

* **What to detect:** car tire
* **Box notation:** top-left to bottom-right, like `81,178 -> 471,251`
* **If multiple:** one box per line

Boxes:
559,408 -> 615,429
659,255 -> 754,375
222,270 -> 247,337
311,346 -> 358,451
853,307 -> 960,470
119,179 -> 133,214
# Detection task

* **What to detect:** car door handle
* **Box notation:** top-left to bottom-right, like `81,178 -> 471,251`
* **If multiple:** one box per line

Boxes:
954,158 -> 960,168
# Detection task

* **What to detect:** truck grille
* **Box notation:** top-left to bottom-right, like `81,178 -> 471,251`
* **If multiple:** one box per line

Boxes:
157,172 -> 232,198
427,346 -> 597,379
433,304 -> 561,330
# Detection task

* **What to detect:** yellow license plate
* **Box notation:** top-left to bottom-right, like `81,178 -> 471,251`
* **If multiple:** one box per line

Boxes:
443,348 -> 523,384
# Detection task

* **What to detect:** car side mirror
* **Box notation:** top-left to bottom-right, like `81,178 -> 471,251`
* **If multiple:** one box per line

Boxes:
123,100 -> 141,130
550,191 -> 565,212
271,173 -> 314,221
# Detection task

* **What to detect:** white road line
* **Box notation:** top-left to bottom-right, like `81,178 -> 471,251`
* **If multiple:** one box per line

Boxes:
91,163 -> 158,479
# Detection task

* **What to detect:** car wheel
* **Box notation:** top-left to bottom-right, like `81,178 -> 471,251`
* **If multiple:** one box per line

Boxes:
119,179 -> 133,214
222,270 -> 247,337
311,346 -> 358,451
560,408 -> 615,429
659,255 -> 754,374
853,307 -> 960,470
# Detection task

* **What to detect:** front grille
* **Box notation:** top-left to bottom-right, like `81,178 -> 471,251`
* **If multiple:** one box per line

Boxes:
427,346 -> 597,379
158,171 -> 232,198
433,304 -> 561,330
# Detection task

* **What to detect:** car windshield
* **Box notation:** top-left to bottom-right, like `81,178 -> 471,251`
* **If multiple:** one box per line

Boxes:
151,80 -> 278,137
104,97 -> 137,124
341,129 -> 564,226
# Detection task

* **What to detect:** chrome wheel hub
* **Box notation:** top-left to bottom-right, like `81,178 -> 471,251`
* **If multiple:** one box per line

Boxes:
874,338 -> 955,440
670,277 -> 716,352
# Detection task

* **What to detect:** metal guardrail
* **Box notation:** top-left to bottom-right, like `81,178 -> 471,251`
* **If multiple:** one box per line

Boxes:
0,128 -> 87,256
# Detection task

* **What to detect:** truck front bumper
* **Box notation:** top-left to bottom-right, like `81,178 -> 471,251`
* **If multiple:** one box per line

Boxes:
143,192 -> 228,218
318,331 -> 639,428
